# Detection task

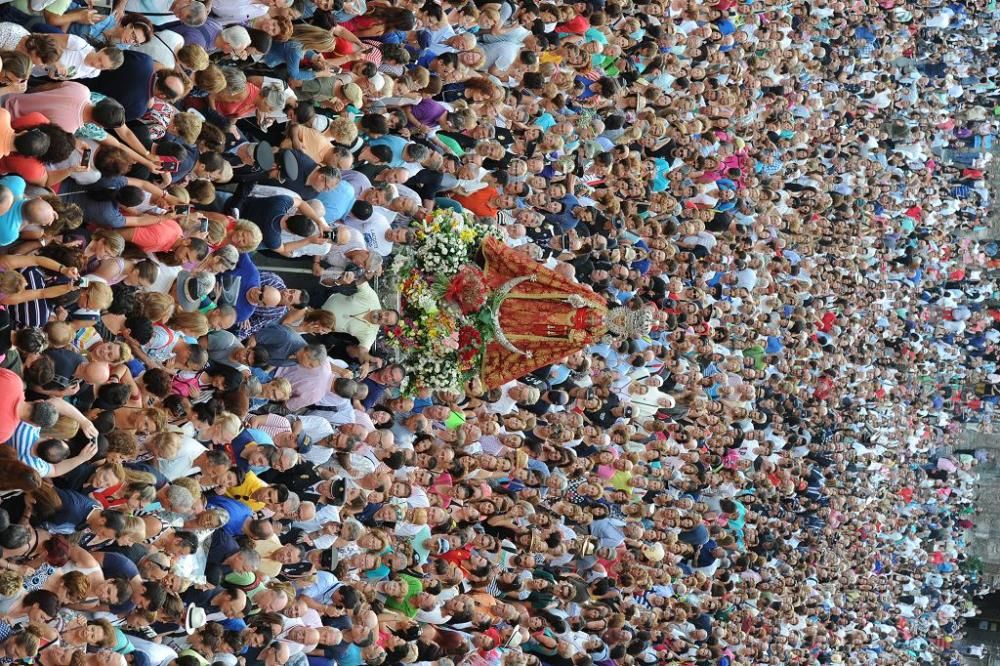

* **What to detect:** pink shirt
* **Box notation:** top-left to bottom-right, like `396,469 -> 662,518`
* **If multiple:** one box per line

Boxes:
3,82 -> 89,134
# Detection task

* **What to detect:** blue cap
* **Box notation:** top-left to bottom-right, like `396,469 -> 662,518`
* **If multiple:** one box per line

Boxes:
765,336 -> 783,354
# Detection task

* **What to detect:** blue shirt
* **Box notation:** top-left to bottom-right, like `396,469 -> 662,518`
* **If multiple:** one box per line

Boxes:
263,40 -> 316,80
48,487 -> 99,530
207,494 -> 252,536
64,193 -> 125,229
11,422 -> 47,476
223,253 -> 261,323
160,19 -> 223,50
101,552 -> 139,580
0,175 -> 25,246
253,324 -> 305,365
231,427 -> 274,472
316,180 -> 356,224
246,195 -> 295,250
160,132 -> 197,182
369,135 -> 407,165
88,51 -> 154,121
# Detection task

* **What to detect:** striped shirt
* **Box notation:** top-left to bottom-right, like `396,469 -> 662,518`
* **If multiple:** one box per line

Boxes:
10,267 -> 52,329
951,185 -> 973,199
11,422 -> 49,476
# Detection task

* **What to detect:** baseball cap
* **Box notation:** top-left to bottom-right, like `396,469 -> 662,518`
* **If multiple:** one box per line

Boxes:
218,274 -> 243,309
176,271 -> 216,312
296,431 -> 312,453
342,82 -> 363,108
213,245 -> 239,271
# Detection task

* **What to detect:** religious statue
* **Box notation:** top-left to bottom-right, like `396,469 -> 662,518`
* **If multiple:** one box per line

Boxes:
477,236 -> 653,389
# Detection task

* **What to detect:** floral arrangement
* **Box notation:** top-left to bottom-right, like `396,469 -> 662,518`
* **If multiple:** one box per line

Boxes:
443,266 -> 489,315
384,208 -> 498,393
412,208 -> 494,278
456,326 -> 484,371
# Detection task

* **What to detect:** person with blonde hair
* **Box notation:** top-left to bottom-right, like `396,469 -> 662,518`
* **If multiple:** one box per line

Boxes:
262,24 -> 334,80
146,430 -> 207,482
224,219 -> 263,253
140,292 -> 176,324
169,111 -> 204,145
281,116 -> 356,165
112,406 -> 167,435
166,311 -> 210,338
177,44 -> 209,72
72,281 -> 113,318
117,515 -> 147,547
40,416 -> 80,442
193,64 -> 226,94
0,623 -> 46,661
282,307 -> 336,335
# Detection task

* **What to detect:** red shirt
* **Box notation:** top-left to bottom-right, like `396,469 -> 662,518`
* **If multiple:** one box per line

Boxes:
0,112 -> 52,186
555,15 -> 589,34
92,482 -> 127,509
0,368 -> 24,443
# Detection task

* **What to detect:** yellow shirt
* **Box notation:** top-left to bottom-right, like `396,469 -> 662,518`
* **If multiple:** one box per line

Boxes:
322,282 -> 382,351
227,470 -> 267,511
610,471 -> 633,491
254,535 -> 283,579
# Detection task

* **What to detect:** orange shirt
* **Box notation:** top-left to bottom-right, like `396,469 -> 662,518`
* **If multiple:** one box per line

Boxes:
453,186 -> 499,219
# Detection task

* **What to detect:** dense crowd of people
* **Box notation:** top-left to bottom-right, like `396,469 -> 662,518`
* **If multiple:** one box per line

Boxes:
0,0 -> 988,663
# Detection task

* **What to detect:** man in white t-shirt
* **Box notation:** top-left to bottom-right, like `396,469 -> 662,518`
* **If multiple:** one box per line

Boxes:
345,208 -> 411,257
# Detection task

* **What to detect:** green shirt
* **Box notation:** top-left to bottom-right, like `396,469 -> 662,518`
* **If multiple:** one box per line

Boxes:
384,574 -> 423,618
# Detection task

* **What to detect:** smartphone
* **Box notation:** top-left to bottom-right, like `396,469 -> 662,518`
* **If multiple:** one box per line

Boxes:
91,0 -> 112,11
197,218 -> 209,233
74,277 -> 90,288
159,156 -> 180,174
174,204 -> 192,215
79,147 -> 92,164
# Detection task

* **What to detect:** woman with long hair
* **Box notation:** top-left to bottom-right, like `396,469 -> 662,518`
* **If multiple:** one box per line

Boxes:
261,22 -> 326,81
340,6 -> 416,38
0,623 -> 47,662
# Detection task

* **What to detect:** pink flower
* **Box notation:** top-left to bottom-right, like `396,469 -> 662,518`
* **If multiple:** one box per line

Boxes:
441,331 -> 460,351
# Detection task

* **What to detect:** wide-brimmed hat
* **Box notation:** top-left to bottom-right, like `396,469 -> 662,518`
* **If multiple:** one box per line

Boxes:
185,604 -> 207,634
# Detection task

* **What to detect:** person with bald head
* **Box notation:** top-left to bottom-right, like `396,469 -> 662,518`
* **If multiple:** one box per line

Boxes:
76,361 -> 112,387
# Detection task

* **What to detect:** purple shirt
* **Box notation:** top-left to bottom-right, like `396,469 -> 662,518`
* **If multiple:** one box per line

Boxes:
411,98 -> 447,128
161,19 -> 223,51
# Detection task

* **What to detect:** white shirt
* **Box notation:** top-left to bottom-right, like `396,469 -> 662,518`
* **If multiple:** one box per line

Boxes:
210,0 -> 269,23
157,436 -> 207,481
278,230 -> 333,258
133,29 -> 184,68
147,261 -> 183,294
482,41 -> 520,71
346,210 -> 394,256
34,35 -> 100,80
